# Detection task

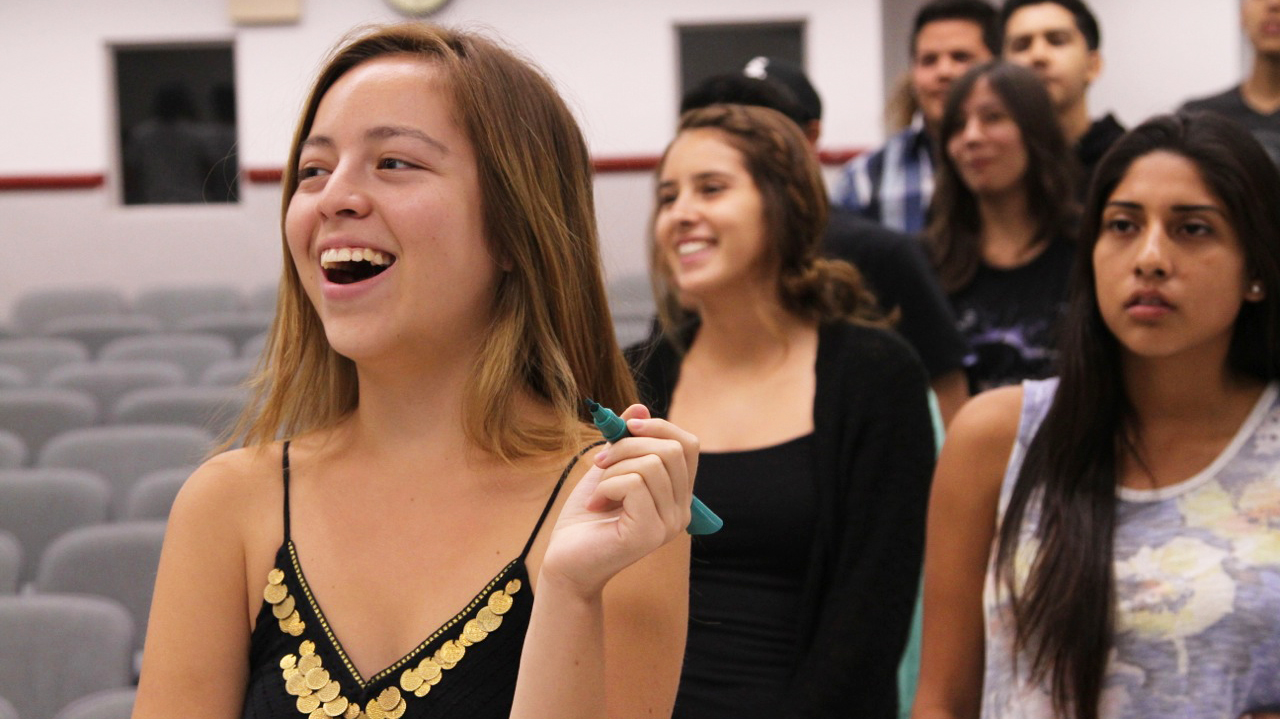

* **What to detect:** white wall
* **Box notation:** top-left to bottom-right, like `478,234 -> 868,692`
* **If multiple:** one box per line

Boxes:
0,0 -> 1246,323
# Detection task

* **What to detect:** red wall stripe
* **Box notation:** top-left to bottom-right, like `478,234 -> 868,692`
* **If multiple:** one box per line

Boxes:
0,174 -> 106,190
0,148 -> 863,190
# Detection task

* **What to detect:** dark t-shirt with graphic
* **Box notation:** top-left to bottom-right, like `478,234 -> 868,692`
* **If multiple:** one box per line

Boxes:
948,237 -> 1075,394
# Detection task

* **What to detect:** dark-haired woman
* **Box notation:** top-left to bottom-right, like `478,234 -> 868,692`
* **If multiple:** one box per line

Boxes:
913,111 -> 1280,719
927,61 -> 1079,394
628,104 -> 936,718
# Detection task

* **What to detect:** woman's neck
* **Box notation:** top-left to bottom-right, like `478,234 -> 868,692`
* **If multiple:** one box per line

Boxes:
692,284 -> 809,367
1122,351 -> 1265,429
331,333 -> 501,476
977,190 -> 1041,268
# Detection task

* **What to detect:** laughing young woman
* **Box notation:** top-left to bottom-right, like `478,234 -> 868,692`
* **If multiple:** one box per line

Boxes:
914,112 -> 1280,719
132,25 -> 697,719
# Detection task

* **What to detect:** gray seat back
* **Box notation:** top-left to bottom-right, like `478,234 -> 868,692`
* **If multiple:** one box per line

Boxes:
0,594 -> 133,719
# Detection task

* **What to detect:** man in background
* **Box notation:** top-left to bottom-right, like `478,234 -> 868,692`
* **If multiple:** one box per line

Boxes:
1000,0 -> 1125,190
832,0 -> 999,236
1182,0 -> 1280,167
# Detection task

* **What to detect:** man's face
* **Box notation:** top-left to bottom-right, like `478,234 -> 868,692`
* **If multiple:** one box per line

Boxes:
1002,2 -> 1100,114
1242,0 -> 1280,58
912,19 -> 994,127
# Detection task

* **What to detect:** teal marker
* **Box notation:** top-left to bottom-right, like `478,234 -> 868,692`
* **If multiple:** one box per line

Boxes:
585,399 -> 723,535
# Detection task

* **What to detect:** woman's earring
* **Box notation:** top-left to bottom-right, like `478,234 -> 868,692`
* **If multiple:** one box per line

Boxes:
1248,280 -> 1266,300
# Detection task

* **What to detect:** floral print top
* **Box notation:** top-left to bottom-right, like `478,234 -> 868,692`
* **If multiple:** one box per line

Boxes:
982,378 -> 1280,718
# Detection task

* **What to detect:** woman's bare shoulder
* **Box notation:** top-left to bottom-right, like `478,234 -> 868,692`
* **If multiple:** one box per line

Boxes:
169,443 -> 284,536
937,385 -> 1024,497
950,385 -> 1024,450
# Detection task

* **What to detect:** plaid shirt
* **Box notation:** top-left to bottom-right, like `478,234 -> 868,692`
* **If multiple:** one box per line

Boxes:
832,120 -> 934,236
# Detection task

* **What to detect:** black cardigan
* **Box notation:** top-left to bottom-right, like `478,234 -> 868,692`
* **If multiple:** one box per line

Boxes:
627,321 -> 936,718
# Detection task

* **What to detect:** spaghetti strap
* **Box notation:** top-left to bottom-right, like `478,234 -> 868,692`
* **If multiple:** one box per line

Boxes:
281,440 -> 292,542
518,441 -> 604,560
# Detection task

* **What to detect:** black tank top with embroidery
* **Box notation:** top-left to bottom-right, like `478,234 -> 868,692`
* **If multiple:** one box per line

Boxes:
241,441 -> 591,719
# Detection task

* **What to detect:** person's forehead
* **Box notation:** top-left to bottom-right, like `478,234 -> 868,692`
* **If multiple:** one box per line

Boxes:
1005,2 -> 1080,36
915,19 -> 988,52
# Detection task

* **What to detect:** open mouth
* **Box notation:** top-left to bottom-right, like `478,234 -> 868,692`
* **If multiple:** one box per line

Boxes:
1126,294 -> 1172,310
320,247 -> 396,285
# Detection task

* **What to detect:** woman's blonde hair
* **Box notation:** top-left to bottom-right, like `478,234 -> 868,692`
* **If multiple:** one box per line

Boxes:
232,23 -> 635,461
651,104 -> 882,340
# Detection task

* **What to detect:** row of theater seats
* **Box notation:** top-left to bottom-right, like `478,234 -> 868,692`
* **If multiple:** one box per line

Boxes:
0,288 -> 260,718
0,334 -> 256,464
0,461 -> 199,718
0,286 -> 272,471
3,279 -> 657,350
0,279 -> 654,719
2,285 -> 275,339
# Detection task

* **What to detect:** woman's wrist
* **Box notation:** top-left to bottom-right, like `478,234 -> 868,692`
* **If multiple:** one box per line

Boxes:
534,564 -> 608,607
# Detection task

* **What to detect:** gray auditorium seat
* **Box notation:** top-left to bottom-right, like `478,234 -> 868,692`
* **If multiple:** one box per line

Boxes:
34,521 -> 166,657
10,288 -> 129,335
0,532 -> 19,595
36,425 -> 213,518
133,285 -> 243,328
0,594 -> 133,719
0,365 -> 25,389
0,469 -> 110,586
121,466 -> 193,521
0,431 -> 26,469
110,385 -> 248,437
52,688 -> 136,719
0,338 -> 90,383
0,388 -> 97,456
100,332 -> 236,383
41,315 -> 162,356
607,274 -> 656,347
176,310 -> 274,351
44,361 -> 185,415
199,356 -> 258,387
241,331 -> 269,361
247,284 -> 278,314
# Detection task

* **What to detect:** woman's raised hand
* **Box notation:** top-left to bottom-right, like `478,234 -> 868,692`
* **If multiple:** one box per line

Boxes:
540,404 -> 698,597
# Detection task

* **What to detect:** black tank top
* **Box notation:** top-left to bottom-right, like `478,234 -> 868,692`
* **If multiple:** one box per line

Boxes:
241,441 -> 593,719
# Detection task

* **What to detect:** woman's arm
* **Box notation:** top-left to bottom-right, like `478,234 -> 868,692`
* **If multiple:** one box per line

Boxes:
511,405 -> 696,719
132,450 -> 267,719
911,387 -> 1021,719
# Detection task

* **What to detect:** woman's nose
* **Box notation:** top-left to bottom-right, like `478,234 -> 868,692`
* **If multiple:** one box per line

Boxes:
316,166 -> 372,219
1132,227 -> 1172,279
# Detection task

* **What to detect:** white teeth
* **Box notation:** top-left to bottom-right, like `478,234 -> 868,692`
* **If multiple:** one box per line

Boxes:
320,247 -> 394,268
677,240 -> 712,256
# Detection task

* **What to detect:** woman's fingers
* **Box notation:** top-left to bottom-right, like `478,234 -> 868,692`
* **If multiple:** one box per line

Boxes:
589,453 -> 691,533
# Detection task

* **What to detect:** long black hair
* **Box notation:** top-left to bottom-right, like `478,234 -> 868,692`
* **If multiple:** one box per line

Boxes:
995,111 -> 1280,719
926,61 -> 1078,293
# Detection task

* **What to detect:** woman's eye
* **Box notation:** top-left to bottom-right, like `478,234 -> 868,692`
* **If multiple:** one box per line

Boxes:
378,158 -> 416,170
1181,221 -> 1214,237
656,192 -> 676,207
297,166 -> 328,180
700,184 -> 724,196
1103,217 -> 1136,234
